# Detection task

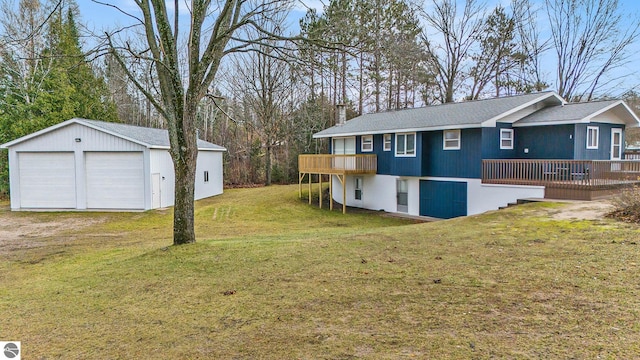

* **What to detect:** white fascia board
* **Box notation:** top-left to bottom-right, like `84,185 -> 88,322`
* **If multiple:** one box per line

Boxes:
512,120 -> 588,127
75,119 -> 154,148
0,118 -> 80,148
313,124 -> 481,138
196,147 -> 227,152
481,92 -> 565,127
149,145 -> 227,152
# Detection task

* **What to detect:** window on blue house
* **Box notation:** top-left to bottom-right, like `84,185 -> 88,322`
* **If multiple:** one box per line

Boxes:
355,177 -> 363,200
587,126 -> 599,149
383,134 -> 392,151
500,129 -> 514,149
361,135 -> 373,152
204,171 -> 209,183
395,133 -> 416,157
443,129 -> 461,150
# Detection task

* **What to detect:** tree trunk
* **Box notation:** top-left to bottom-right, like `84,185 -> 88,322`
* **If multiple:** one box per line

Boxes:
265,143 -> 272,186
171,110 -> 198,245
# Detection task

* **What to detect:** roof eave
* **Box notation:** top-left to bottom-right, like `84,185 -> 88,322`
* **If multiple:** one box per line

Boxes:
313,124 -> 482,138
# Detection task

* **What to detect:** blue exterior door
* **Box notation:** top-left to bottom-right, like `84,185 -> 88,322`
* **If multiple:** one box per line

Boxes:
419,180 -> 467,219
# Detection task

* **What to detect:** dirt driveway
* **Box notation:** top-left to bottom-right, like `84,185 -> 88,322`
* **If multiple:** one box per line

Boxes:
0,206 -> 106,258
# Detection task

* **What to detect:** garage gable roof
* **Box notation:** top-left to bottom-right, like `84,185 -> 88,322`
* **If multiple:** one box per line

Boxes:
0,118 -> 227,151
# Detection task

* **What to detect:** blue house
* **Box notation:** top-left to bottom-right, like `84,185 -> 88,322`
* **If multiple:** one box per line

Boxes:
299,91 -> 640,219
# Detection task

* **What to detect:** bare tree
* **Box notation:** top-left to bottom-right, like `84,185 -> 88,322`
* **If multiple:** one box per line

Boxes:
421,0 -> 484,103
545,0 -> 640,101
230,24 -> 292,185
511,0 -> 549,93
102,0 -> 295,245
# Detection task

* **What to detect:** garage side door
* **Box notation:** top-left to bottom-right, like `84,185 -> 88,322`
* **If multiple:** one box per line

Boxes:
85,152 -> 145,209
18,152 -> 77,208
419,180 -> 467,219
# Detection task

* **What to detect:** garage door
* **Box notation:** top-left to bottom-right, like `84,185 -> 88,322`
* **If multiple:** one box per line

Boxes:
85,152 -> 145,209
18,152 -> 77,208
420,180 -> 467,219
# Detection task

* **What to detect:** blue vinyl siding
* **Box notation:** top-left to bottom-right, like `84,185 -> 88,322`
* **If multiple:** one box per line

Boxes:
422,128 -> 482,178
419,180 -> 467,219
482,123 -> 517,159
574,123 -> 625,160
373,133 -> 422,176
515,124 -> 575,159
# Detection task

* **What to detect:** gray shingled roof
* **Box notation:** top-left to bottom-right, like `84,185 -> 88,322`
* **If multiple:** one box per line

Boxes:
514,100 -> 620,125
314,91 -> 561,138
78,119 -> 226,150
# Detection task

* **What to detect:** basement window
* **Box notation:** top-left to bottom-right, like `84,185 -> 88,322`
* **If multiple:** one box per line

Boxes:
204,171 -> 209,183
355,177 -> 363,200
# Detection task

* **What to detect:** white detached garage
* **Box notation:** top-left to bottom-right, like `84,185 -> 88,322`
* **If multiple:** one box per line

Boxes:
1,118 -> 226,211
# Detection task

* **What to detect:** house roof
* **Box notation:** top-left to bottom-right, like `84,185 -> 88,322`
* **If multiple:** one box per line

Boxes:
313,91 -> 564,138
0,118 -> 227,151
513,100 -> 640,127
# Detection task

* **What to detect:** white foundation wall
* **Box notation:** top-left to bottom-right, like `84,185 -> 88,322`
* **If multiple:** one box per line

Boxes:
332,174 -> 545,217
331,174 -> 406,213
467,180 -> 545,215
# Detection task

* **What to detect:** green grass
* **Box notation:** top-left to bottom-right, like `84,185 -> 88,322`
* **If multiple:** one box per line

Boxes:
1,185 -> 640,359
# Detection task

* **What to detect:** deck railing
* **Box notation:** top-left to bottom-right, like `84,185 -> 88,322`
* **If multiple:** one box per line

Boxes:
298,154 -> 377,174
482,159 -> 640,189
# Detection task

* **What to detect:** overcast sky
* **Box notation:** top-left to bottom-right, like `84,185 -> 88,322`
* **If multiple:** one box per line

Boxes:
76,0 -> 640,97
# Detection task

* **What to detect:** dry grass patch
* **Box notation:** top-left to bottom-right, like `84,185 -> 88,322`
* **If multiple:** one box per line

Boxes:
1,187 -> 640,358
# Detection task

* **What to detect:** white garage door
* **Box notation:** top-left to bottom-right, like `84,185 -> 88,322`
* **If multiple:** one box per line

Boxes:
19,152 -> 77,208
85,152 -> 145,209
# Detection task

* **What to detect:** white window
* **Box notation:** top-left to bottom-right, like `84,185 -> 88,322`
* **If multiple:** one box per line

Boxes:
443,129 -> 461,150
500,129 -> 514,150
383,134 -> 392,151
355,177 -> 363,200
587,126 -> 599,149
204,171 -> 209,183
361,135 -> 373,152
395,133 -> 416,157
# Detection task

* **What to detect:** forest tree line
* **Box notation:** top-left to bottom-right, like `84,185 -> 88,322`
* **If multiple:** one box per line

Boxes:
1,0 -> 639,196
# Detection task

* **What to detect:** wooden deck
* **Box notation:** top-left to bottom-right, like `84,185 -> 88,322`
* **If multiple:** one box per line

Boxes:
298,154 -> 377,213
482,159 -> 640,200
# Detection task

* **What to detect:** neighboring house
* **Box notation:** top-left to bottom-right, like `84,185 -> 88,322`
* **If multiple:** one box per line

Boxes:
299,91 -> 640,219
0,118 -> 226,211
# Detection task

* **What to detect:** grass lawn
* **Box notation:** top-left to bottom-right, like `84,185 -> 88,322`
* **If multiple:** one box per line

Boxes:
1,185 -> 640,359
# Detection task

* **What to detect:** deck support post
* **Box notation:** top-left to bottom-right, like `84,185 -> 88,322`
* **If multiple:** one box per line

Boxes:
329,175 -> 333,211
308,173 -> 312,204
298,172 -> 305,199
319,175 -> 322,209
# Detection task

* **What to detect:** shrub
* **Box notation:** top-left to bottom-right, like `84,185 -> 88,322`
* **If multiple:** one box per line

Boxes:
608,185 -> 640,222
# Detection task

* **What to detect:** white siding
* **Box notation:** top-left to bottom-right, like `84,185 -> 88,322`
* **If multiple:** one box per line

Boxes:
149,149 -> 175,208
195,151 -> 224,200
332,174 -> 544,218
8,123 -> 145,152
